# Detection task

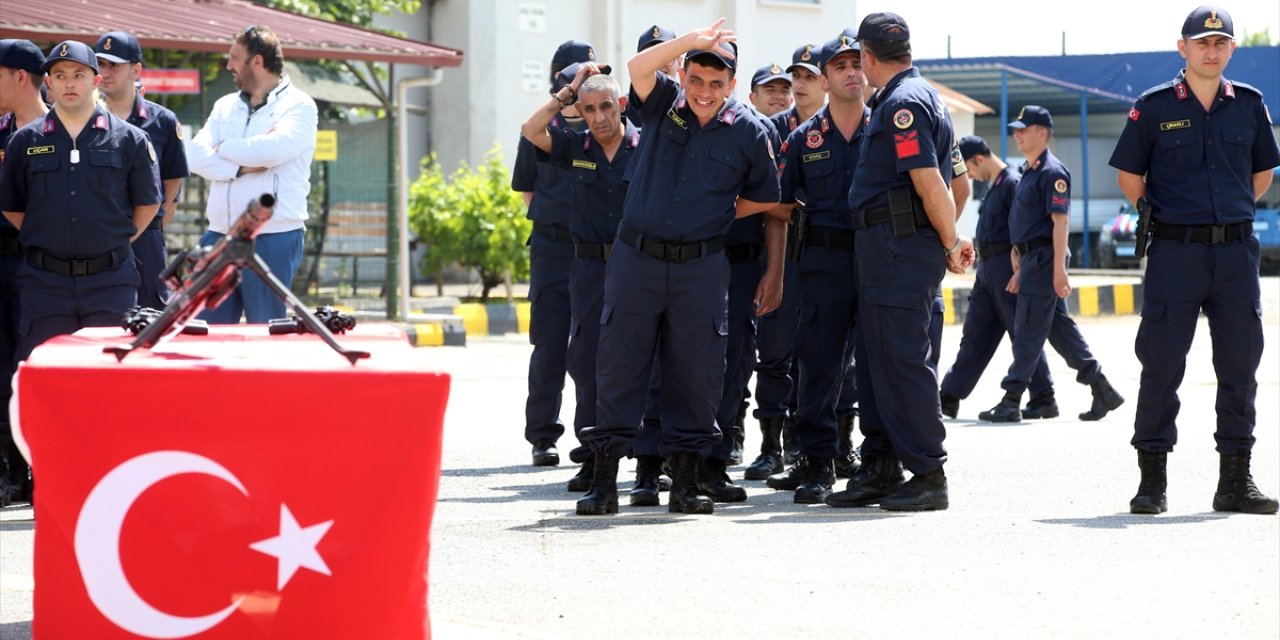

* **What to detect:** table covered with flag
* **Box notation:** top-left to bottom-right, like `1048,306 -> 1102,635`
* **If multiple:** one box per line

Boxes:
12,325 -> 450,639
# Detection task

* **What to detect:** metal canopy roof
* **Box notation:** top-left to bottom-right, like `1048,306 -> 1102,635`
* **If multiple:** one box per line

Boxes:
0,0 -> 463,67
916,62 -> 1135,116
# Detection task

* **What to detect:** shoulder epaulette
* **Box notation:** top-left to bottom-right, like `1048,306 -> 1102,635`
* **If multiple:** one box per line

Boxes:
1138,81 -> 1177,101
1228,80 -> 1263,97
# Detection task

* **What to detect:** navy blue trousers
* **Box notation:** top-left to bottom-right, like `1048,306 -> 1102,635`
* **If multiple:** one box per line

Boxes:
133,226 -> 170,310
754,252 -> 803,420
941,251 -> 1053,400
1,254 -> 21,464
710,253 -> 761,462
1000,245 -> 1101,396
854,223 -> 947,475
582,241 -> 728,458
1133,235 -> 1262,454
792,246 -> 857,459
565,256 -> 608,463
15,257 -> 139,362
524,233 -> 574,446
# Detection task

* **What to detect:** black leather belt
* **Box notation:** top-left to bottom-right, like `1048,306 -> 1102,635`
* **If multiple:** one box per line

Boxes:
147,217 -> 163,231
977,242 -> 1013,259
1152,220 -> 1252,245
725,244 -> 762,263
851,204 -> 929,230
617,226 -> 724,264
533,223 -> 573,243
0,235 -> 21,257
575,242 -> 613,261
1013,237 -> 1053,255
27,244 -> 132,277
804,227 -> 855,251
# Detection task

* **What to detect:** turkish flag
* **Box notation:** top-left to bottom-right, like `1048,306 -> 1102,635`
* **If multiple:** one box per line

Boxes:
14,326 -> 450,639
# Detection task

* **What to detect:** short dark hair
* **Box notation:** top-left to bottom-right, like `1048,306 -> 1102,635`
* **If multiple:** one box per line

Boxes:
860,39 -> 911,64
236,25 -> 285,76
683,56 -> 734,79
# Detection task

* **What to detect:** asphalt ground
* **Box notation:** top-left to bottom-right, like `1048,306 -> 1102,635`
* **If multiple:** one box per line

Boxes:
3,277 -> 1279,639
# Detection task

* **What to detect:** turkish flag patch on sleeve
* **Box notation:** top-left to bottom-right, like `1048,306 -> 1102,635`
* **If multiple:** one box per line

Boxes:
895,131 -> 920,159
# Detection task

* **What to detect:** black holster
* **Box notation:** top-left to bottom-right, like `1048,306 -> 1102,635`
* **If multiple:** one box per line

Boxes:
889,186 -> 920,238
1135,197 -> 1154,258
789,208 -> 808,263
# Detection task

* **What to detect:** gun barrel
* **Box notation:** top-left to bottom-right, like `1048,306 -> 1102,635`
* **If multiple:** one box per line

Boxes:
230,194 -> 276,241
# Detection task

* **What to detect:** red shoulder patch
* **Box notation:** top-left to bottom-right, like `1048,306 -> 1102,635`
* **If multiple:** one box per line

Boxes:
894,131 -> 920,159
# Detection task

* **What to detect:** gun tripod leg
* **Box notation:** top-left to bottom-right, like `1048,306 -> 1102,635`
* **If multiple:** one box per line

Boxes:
246,256 -> 370,364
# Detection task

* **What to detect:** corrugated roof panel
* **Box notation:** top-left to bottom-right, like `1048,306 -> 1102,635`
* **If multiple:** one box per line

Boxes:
0,0 -> 463,67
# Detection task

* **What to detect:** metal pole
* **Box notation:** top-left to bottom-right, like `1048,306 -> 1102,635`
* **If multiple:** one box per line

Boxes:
1080,92 -> 1091,268
1000,69 -> 1009,161
396,69 -> 446,321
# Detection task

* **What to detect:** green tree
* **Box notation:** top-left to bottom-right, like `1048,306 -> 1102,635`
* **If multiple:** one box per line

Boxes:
409,146 -> 531,302
1238,28 -> 1273,47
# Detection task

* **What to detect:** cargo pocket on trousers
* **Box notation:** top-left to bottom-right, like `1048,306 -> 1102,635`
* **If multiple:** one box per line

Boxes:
707,311 -> 731,394
863,284 -> 929,360
1134,300 -> 1166,371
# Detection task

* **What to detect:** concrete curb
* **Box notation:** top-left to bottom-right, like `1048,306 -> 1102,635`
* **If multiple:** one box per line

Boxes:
941,281 -> 1143,325
419,302 -> 531,338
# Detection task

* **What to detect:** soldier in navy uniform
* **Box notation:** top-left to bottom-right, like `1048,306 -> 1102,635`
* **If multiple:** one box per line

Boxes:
976,105 -> 1124,425
576,20 -> 780,515
0,38 -> 47,507
519,63 -> 645,498
938,136 -> 1057,420
0,39 -> 161,365
764,34 -> 868,504
748,43 -> 829,476
827,14 -> 974,512
1110,6 -> 1279,515
511,40 -> 597,468
94,31 -> 189,311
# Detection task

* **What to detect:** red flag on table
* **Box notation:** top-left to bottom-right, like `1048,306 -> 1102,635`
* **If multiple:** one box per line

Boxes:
15,326 -> 450,639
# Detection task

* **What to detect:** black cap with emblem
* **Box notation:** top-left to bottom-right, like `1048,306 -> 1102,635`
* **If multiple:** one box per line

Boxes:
1182,6 -> 1234,40
41,40 -> 99,74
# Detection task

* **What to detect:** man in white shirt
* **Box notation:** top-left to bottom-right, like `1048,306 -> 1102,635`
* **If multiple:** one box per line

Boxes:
186,25 -> 317,323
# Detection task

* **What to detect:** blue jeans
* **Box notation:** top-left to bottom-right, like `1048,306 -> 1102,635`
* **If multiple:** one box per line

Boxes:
198,228 -> 304,324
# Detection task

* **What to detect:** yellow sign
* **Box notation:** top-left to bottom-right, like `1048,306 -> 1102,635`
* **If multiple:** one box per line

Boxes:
314,130 -> 338,162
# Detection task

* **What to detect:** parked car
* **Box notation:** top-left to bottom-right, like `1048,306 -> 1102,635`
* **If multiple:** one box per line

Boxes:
1095,205 -> 1140,269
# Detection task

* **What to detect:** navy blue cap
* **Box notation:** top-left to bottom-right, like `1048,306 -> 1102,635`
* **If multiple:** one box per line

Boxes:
957,135 -> 990,161
751,63 -> 790,88
94,31 -> 143,64
552,40 -> 597,68
637,25 -> 676,52
686,41 -> 737,72
1182,6 -> 1234,40
820,34 -> 860,68
41,40 -> 99,74
1008,105 -> 1053,129
786,44 -> 821,76
0,39 -> 45,74
553,61 -> 613,92
855,12 -> 911,42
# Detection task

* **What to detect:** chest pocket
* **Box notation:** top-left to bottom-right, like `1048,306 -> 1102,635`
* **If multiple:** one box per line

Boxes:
27,155 -> 59,199
659,118 -> 690,160
1153,128 -> 1202,175
801,156 -> 836,198
88,148 -> 127,197
1221,124 -> 1256,175
705,149 -> 746,191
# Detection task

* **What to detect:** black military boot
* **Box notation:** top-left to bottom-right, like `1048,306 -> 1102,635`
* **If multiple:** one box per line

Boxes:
744,416 -> 785,480
575,453 -> 620,516
668,452 -> 714,514
880,466 -> 949,511
939,391 -> 960,419
728,401 -> 748,466
697,457 -> 748,503
794,457 -> 835,504
1212,451 -> 1279,515
978,392 -> 1022,423
834,415 -> 862,478
566,457 -> 595,492
630,455 -> 663,507
1129,450 -> 1168,514
782,417 -> 800,465
1022,392 -> 1060,419
1079,375 -> 1124,421
531,439 -> 560,466
825,456 -> 906,508
765,455 -> 808,491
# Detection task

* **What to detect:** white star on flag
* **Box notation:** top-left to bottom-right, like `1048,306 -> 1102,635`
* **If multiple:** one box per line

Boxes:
249,505 -> 334,591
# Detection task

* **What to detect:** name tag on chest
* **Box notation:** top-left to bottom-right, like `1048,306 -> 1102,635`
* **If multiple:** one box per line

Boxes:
572,159 -> 597,171
1159,119 -> 1192,131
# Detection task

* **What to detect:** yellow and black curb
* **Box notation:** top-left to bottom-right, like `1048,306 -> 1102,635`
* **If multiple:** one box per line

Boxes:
401,302 -> 532,347
941,282 -> 1143,325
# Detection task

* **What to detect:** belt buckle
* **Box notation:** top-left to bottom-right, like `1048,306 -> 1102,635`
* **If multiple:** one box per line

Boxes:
70,259 -> 89,277
1208,225 -> 1226,245
664,243 -> 686,263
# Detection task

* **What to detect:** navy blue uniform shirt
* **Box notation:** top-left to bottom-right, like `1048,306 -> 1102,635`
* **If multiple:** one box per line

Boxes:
1109,71 -> 1280,225
512,113 -> 586,228
770,107 -> 803,140
848,67 -> 954,212
779,105 -> 870,231
975,165 -> 1020,245
545,120 -> 640,244
1008,148 -> 1070,244
726,110 -> 784,248
0,113 -> 20,236
124,94 -> 189,217
622,72 -> 780,242
0,106 -> 161,257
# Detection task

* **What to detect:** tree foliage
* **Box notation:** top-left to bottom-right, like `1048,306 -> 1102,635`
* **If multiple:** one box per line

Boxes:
409,146 -> 531,302
1238,28 -> 1273,47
